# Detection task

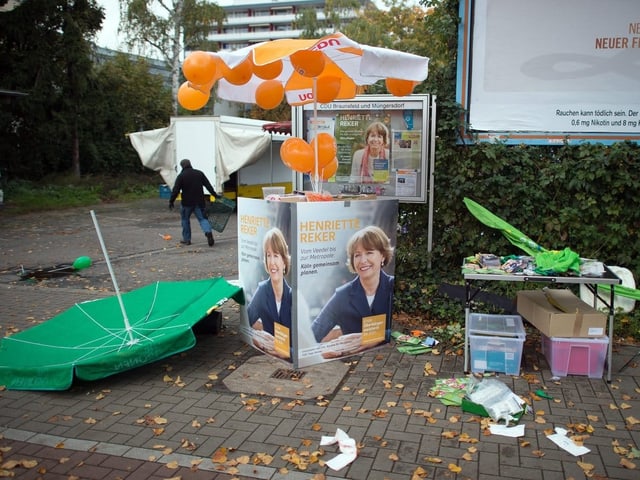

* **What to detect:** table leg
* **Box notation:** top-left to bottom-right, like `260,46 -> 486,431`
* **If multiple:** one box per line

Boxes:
464,280 -> 471,373
607,284 -> 615,383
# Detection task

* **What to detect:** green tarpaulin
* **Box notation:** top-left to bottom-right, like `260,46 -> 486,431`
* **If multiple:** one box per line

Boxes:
0,277 -> 244,391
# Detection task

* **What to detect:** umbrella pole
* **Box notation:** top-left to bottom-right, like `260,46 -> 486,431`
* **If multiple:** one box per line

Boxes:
312,77 -> 319,192
90,210 -> 137,345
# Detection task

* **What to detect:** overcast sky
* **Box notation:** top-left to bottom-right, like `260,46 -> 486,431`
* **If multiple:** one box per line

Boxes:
95,0 -> 416,51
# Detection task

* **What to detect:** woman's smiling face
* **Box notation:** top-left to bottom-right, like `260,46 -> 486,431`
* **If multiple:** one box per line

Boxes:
352,243 -> 384,281
367,130 -> 385,149
265,248 -> 285,281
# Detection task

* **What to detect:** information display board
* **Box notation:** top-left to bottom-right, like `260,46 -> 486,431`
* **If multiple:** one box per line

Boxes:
293,95 -> 433,203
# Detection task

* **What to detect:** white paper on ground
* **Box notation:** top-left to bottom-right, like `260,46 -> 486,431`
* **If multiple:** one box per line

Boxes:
546,427 -> 591,456
489,423 -> 525,437
320,428 -> 358,470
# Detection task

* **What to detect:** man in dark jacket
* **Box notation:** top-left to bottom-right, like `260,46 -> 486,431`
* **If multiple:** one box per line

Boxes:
169,159 -> 219,246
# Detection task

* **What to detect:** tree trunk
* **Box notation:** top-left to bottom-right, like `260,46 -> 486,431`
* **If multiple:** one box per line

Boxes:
72,117 -> 81,178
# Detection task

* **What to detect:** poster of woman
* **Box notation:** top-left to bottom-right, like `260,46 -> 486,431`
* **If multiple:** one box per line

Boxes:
238,199 -> 294,362
237,197 -> 398,368
294,198 -> 398,367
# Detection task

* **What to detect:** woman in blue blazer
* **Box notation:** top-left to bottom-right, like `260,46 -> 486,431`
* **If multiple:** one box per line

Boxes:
312,226 -> 394,357
247,227 -> 292,358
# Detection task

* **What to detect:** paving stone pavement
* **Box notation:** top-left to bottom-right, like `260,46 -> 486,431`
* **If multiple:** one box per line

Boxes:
0,198 -> 639,479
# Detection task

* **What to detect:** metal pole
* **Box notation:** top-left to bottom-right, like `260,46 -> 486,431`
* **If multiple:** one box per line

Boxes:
90,210 -> 136,345
427,95 -> 437,269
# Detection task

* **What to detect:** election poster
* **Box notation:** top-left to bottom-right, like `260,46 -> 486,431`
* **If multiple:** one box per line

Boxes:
237,197 -> 399,368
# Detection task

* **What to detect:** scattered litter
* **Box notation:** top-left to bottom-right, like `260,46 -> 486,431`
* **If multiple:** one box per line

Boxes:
535,389 -> 553,399
546,427 -> 590,456
159,233 -> 172,240
392,330 -> 438,355
428,377 -> 473,406
466,378 -> 525,424
18,256 -> 92,280
320,428 -> 358,471
489,423 -> 525,437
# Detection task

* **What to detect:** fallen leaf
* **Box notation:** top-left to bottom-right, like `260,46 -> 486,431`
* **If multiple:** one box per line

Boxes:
532,450 -> 545,458
389,453 -> 399,461
626,416 -> 640,426
165,460 -> 179,469
448,463 -> 462,473
211,448 -> 228,463
424,456 -> 442,463
411,466 -> 429,479
620,457 -> 636,469
577,461 -> 595,474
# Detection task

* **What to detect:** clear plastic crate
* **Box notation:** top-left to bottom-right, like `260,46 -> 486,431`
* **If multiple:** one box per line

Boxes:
469,313 -> 526,375
468,313 -> 526,338
469,334 -> 525,375
541,334 -> 608,378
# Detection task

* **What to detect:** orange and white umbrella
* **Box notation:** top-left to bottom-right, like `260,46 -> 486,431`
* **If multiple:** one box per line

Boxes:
180,32 -> 429,110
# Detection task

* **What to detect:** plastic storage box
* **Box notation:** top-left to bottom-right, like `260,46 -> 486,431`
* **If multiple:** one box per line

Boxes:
469,314 -> 526,375
159,184 -> 171,199
541,334 -> 608,378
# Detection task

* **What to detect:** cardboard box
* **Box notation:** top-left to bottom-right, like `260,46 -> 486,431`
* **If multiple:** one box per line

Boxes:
516,289 -> 606,338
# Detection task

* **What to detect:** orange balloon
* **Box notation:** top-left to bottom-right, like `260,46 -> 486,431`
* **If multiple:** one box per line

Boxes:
320,157 -> 338,181
177,81 -> 210,111
290,50 -> 325,77
182,51 -> 217,86
252,59 -> 283,80
280,138 -> 314,173
315,75 -> 341,103
310,133 -> 337,168
224,58 -> 253,85
255,80 -> 284,110
189,79 -> 215,94
385,78 -> 416,96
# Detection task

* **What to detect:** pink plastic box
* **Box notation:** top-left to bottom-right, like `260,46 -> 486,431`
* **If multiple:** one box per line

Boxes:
541,334 -> 608,378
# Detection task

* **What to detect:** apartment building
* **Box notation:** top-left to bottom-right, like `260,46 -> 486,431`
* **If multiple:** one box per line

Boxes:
212,0 -> 367,51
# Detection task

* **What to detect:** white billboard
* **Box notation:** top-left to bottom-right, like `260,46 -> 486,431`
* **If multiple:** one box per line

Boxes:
457,0 -> 640,144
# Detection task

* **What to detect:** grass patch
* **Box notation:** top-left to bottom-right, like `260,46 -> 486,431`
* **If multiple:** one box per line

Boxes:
1,174 -> 159,214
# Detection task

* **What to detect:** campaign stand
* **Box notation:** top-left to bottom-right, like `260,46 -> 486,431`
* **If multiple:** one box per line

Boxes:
237,197 -> 398,368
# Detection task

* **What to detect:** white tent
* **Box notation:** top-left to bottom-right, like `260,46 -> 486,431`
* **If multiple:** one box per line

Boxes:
129,116 -> 276,193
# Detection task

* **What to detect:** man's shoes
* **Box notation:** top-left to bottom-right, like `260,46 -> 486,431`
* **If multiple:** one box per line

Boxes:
206,232 -> 214,247
180,240 -> 191,245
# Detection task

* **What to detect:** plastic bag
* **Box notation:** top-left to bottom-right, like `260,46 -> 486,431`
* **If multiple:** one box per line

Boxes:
467,378 -> 524,423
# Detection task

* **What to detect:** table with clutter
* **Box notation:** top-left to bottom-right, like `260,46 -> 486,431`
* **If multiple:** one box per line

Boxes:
462,253 -> 622,382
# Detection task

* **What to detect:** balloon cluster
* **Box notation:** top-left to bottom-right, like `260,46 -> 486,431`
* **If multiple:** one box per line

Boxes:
280,133 -> 338,181
178,49 -> 419,111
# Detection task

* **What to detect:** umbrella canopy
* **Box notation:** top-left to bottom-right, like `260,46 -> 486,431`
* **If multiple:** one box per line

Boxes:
179,32 -> 429,110
0,277 -> 244,390
213,32 -> 429,106
463,197 -> 547,257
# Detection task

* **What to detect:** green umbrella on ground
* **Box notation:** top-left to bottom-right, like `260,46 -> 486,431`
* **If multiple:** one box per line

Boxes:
0,277 -> 245,390
463,197 -> 547,257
